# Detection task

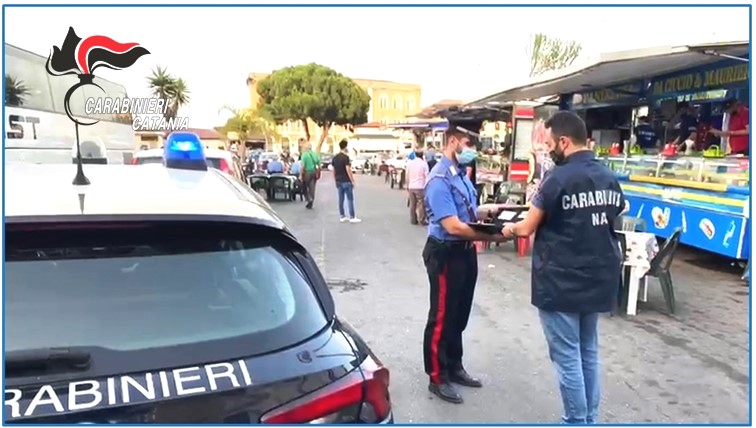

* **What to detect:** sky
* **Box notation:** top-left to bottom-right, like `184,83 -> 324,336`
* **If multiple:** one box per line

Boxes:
5,4 -> 750,129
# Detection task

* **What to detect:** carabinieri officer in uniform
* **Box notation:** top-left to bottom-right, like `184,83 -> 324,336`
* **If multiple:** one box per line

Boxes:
422,126 -> 504,404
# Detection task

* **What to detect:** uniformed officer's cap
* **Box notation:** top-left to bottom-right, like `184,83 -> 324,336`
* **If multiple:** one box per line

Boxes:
446,121 -> 481,147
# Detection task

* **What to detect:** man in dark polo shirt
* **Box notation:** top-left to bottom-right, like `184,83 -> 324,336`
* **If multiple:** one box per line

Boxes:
709,98 -> 750,155
671,102 -> 699,146
634,116 -> 658,152
501,111 -> 625,424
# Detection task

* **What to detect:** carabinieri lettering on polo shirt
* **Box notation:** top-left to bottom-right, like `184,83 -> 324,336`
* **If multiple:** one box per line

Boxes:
561,189 -> 623,227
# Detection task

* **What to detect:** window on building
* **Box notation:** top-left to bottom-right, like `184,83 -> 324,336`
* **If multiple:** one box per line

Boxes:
379,94 -> 389,109
407,97 -> 416,112
394,95 -> 403,111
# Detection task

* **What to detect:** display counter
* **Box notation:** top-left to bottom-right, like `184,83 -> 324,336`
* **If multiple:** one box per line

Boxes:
602,155 -> 750,260
477,154 -> 506,184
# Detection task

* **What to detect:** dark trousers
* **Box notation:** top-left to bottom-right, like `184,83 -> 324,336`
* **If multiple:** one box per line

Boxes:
302,171 -> 317,204
422,237 -> 478,384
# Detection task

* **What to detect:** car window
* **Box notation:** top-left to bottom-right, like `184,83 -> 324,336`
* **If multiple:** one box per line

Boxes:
6,222 -> 328,378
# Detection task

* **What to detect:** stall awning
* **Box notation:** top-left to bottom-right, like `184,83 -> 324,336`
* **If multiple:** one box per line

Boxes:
471,41 -> 749,105
388,121 -> 448,131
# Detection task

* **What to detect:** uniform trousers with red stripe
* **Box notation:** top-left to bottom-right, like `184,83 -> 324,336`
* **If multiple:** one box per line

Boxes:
422,237 -> 479,384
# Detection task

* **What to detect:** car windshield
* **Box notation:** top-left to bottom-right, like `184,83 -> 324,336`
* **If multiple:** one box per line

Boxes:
6,222 -> 328,376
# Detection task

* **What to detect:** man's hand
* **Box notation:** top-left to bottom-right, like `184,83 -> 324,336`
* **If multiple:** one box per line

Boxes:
488,233 -> 509,243
477,203 -> 499,220
709,128 -> 730,137
502,223 -> 515,239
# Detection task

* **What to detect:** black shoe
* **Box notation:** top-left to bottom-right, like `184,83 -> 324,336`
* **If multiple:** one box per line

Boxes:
428,382 -> 463,404
305,202 -> 313,209
450,368 -> 483,388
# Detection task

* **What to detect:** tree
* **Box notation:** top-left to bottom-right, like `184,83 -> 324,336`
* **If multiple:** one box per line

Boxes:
526,33 -> 582,77
5,74 -> 30,106
146,66 -> 191,120
218,105 -> 280,145
256,63 -> 370,152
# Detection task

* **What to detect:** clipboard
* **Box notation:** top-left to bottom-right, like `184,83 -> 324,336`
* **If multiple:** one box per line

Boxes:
466,222 -> 503,235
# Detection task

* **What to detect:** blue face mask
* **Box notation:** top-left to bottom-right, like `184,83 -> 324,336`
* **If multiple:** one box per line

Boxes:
457,148 -> 478,165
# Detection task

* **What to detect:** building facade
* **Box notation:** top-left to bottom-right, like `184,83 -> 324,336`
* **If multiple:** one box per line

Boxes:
246,72 -> 422,154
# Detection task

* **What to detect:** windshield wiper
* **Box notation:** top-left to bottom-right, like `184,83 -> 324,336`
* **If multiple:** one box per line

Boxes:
5,347 -> 91,373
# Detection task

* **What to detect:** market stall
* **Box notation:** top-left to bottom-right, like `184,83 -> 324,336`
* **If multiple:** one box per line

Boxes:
606,154 -> 749,260
469,41 -> 750,265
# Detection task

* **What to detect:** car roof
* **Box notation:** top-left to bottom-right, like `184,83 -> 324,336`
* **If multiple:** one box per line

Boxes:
134,148 -> 232,160
6,163 -> 286,228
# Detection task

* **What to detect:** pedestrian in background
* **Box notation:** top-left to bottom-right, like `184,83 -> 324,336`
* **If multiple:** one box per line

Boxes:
502,111 -> 624,424
425,143 -> 437,170
406,145 -> 428,225
300,142 -> 321,209
422,126 -> 505,405
331,139 -> 361,223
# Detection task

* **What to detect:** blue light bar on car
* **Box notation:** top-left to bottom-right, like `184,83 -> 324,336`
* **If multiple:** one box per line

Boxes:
163,132 -> 208,171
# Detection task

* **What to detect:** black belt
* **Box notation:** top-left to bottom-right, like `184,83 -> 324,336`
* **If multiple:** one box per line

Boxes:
428,237 -> 475,250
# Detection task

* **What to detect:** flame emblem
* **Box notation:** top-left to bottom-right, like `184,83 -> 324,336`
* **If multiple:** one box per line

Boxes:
46,27 -> 150,126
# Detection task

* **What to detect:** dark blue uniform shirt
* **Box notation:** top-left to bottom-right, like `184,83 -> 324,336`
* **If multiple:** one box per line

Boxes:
425,155 -> 478,241
531,150 -> 625,313
634,123 -> 657,149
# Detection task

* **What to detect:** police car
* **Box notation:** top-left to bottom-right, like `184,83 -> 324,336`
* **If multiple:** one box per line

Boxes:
5,132 -> 393,424
133,147 -> 246,183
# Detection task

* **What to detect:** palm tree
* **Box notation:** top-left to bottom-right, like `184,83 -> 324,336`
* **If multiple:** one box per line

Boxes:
147,66 -> 190,120
526,33 -> 582,77
5,74 -> 30,106
166,78 -> 190,120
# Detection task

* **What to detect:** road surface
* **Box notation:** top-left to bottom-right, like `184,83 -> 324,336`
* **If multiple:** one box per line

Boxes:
272,171 -> 749,424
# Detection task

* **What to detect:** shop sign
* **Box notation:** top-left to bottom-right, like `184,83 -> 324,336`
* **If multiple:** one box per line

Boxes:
651,61 -> 749,98
574,82 -> 643,106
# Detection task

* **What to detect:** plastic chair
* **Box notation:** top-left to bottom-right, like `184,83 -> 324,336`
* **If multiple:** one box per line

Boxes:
645,228 -> 683,314
268,174 -> 294,202
248,174 -> 270,199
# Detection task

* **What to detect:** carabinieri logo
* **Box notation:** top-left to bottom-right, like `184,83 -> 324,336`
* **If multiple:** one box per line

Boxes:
46,27 -> 151,127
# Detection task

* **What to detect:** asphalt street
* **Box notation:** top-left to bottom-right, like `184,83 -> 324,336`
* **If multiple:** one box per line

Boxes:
272,170 -> 750,424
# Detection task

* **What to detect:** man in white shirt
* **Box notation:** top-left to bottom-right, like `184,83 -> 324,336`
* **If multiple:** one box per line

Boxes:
406,146 -> 429,225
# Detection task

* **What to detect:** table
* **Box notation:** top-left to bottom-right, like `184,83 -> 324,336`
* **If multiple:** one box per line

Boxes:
617,231 -> 660,316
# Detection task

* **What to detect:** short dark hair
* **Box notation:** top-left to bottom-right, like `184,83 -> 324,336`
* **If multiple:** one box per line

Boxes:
445,129 -> 467,144
544,111 -> 587,146
678,101 -> 690,109
339,139 -> 348,150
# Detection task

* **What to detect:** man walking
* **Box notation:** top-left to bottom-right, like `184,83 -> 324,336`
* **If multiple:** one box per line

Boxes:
502,111 -> 624,424
331,139 -> 361,223
406,145 -> 428,225
300,142 -> 321,209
